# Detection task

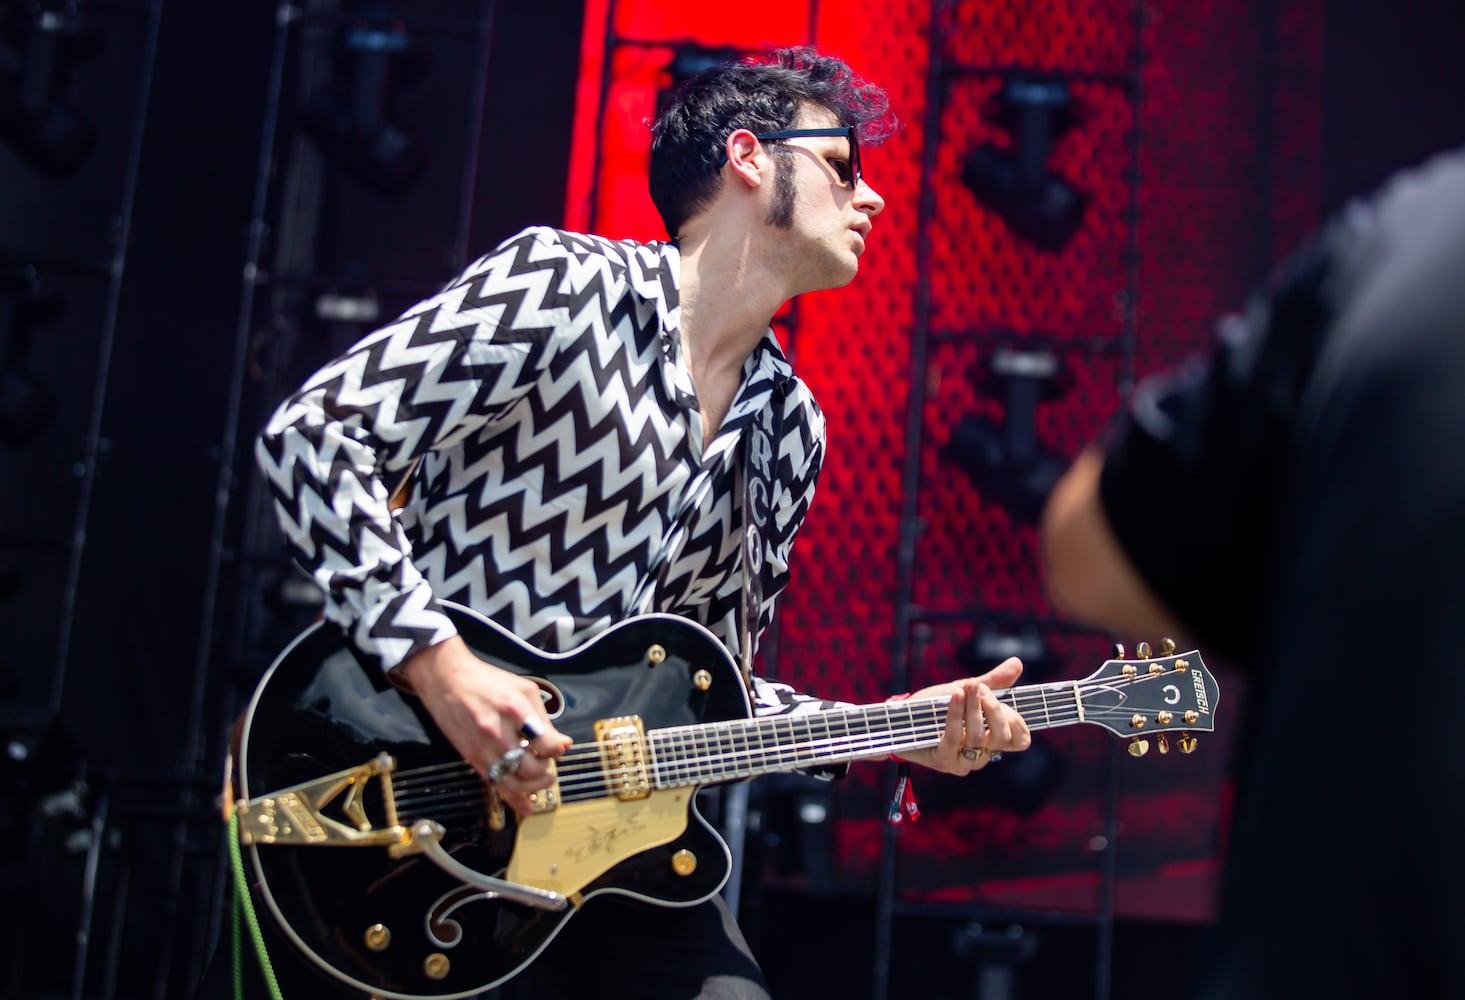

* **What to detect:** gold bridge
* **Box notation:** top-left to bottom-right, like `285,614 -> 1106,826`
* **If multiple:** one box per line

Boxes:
236,752 -> 407,847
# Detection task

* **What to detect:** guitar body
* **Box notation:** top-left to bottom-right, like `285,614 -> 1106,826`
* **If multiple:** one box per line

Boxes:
235,600 -> 1222,998
237,602 -> 752,999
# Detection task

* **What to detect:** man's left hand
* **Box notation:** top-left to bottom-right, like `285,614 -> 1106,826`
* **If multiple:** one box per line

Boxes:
894,657 -> 1031,774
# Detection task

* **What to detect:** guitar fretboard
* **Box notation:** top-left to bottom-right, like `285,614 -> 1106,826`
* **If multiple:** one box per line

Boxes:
647,683 -> 1083,788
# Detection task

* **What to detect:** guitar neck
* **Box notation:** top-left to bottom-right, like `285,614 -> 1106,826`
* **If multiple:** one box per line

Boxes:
647,683 -> 1082,788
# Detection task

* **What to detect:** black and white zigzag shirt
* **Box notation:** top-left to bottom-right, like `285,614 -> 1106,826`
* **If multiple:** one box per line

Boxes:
257,226 -> 836,717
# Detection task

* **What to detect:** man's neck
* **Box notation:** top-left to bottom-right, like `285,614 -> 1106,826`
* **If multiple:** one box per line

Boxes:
674,219 -> 788,377
672,222 -> 790,441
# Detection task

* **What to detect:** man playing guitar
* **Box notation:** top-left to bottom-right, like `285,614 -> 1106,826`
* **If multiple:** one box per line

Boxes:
233,46 -> 1033,999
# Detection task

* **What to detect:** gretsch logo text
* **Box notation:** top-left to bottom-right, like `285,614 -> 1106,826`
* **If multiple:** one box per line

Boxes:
1191,670 -> 1210,716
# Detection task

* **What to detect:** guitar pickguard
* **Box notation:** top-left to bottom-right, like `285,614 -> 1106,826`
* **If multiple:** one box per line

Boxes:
508,789 -> 695,895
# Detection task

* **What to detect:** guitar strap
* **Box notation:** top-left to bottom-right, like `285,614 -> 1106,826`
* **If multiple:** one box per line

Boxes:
738,382 -> 786,693
623,380 -> 787,696
388,455 -> 421,512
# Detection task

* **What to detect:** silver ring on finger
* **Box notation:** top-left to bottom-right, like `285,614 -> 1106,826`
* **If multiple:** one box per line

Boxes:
486,742 -> 530,784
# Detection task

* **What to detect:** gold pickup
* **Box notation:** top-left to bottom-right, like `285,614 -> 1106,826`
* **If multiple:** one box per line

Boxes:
594,715 -> 651,800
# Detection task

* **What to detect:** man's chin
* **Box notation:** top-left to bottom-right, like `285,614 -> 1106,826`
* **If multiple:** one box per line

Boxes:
801,252 -> 861,293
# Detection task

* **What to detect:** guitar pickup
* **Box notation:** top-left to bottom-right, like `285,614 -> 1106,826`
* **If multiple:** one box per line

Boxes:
237,752 -> 407,847
594,715 -> 651,800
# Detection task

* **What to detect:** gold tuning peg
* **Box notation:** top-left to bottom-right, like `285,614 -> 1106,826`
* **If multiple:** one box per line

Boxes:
1160,637 -> 1177,655
1137,641 -> 1153,659
1178,734 -> 1198,754
1127,738 -> 1150,758
1156,735 -> 1170,754
1113,642 -> 1126,659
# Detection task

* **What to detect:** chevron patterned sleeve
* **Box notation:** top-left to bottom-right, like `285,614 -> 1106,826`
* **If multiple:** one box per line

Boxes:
750,387 -> 852,719
255,227 -> 577,672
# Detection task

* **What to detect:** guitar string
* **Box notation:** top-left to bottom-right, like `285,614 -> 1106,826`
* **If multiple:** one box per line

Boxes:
390,676 -> 1175,794
391,671 -> 1175,785
394,734 -> 944,810
388,674 -> 1196,810
394,699 -> 1039,792
398,717 -> 956,808
542,676 -> 1141,779
394,713 -> 997,815
391,719 -> 955,811
636,687 -> 1194,783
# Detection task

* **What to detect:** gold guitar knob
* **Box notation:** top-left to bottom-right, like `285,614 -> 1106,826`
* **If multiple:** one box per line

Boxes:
423,953 -> 450,980
1160,637 -> 1177,654
1128,739 -> 1150,758
1137,641 -> 1153,659
1178,734 -> 1198,754
363,923 -> 391,952
1112,642 -> 1126,658
647,644 -> 667,665
671,849 -> 697,876
692,670 -> 712,691
1156,735 -> 1170,755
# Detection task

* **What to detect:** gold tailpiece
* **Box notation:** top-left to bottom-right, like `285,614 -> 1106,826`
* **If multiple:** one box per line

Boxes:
236,752 -> 406,847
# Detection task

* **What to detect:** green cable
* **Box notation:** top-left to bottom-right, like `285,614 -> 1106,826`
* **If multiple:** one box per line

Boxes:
228,811 -> 285,1000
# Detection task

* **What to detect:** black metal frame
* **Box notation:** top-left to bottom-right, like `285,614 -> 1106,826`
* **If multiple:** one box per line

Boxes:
870,3 -> 1149,998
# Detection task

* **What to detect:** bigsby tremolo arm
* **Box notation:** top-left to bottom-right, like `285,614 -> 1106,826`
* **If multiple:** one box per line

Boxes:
399,819 -> 568,912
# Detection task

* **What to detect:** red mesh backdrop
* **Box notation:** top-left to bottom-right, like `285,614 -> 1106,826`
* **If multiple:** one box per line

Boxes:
566,0 -> 1321,924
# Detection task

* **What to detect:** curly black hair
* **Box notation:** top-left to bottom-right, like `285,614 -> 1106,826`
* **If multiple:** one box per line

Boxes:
649,46 -> 897,238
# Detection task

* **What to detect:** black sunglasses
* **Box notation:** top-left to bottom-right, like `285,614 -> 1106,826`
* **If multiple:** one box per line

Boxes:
717,126 -> 863,188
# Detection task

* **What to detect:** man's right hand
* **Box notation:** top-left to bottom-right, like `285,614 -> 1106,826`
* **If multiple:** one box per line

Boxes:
396,635 -> 573,816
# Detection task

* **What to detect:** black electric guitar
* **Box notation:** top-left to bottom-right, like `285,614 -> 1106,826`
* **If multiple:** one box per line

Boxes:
234,601 -> 1219,999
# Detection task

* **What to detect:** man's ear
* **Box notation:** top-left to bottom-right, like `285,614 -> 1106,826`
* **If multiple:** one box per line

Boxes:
724,128 -> 765,188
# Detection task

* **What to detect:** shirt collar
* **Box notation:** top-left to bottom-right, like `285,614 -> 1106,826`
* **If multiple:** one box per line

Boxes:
629,238 -> 798,465
624,238 -> 682,344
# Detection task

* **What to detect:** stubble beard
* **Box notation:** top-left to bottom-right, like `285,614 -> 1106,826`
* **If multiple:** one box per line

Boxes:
765,154 -> 796,229
764,154 -> 860,292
